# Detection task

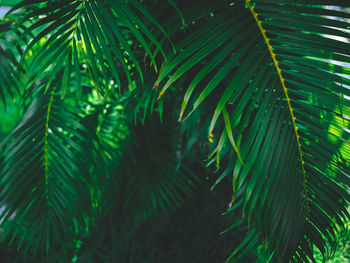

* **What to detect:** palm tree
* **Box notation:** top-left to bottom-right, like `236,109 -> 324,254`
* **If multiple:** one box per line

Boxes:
0,0 -> 349,262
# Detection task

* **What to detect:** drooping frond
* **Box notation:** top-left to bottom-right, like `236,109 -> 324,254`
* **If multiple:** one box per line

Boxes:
156,1 -> 350,261
0,91 -> 95,257
2,0 -> 171,97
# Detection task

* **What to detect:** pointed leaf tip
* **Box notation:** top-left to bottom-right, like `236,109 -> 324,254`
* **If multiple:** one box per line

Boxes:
153,81 -> 159,90
178,111 -> 184,121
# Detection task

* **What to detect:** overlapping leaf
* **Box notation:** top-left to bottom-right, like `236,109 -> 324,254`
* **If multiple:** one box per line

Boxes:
156,1 -> 350,261
0,91 -> 94,257
2,0 -> 171,98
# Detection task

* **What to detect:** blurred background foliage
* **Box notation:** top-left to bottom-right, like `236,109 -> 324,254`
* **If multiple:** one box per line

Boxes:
0,176 -> 255,263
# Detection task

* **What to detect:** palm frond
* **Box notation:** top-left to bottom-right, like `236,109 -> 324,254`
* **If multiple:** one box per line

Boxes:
0,91 -> 95,256
3,0 -> 171,97
156,1 -> 350,261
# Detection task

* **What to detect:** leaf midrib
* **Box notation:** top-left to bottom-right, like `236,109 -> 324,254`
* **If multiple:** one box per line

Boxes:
245,0 -> 308,197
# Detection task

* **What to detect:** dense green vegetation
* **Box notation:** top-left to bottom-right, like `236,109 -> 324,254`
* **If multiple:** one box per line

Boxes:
0,0 -> 349,262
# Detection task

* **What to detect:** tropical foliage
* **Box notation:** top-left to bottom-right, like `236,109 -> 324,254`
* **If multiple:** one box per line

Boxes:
0,0 -> 349,262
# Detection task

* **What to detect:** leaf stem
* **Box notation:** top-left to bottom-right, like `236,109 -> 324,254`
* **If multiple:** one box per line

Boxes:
246,0 -> 309,210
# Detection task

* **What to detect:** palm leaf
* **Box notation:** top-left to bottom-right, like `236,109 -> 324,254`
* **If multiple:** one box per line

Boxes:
2,0 -> 171,97
156,1 -> 350,261
0,91 -> 95,257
